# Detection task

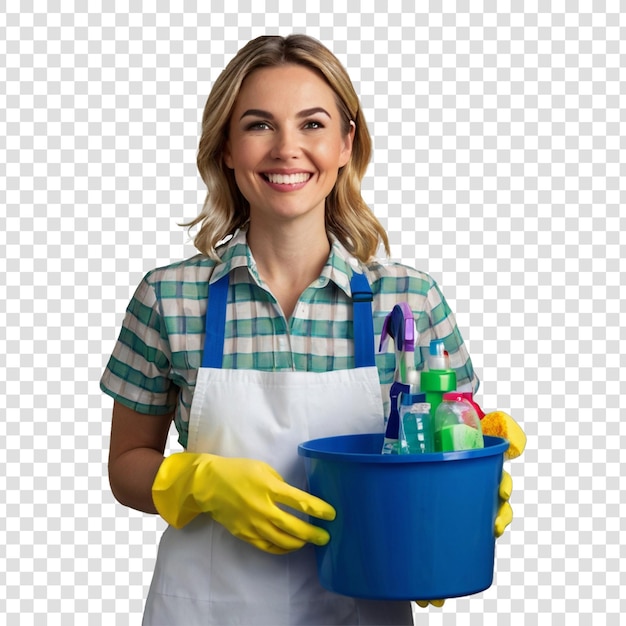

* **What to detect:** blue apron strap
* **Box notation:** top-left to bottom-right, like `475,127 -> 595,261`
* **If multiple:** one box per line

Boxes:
350,271 -> 376,368
202,271 -> 376,369
201,273 -> 229,368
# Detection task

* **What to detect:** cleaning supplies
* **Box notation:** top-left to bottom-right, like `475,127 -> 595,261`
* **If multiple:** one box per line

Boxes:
379,302 -> 418,386
420,339 -> 457,420
379,303 -> 420,455
481,411 -> 526,459
399,391 -> 433,454
434,393 -> 484,452
381,381 -> 410,455
455,391 -> 485,420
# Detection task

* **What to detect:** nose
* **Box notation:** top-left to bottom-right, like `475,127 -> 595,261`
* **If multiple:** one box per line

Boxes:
270,127 -> 301,160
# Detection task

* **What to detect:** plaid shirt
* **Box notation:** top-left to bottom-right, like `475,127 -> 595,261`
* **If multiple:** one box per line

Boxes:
100,229 -> 478,448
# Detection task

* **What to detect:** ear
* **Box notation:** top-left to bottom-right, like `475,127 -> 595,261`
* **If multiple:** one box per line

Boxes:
338,120 -> 356,168
223,140 -> 234,169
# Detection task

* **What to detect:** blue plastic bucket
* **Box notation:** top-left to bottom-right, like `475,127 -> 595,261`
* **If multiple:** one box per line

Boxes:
298,433 -> 508,600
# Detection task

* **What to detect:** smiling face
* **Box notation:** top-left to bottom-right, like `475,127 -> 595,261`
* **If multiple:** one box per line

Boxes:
224,64 -> 354,228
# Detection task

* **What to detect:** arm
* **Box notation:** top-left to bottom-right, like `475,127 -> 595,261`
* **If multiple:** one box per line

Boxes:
108,400 -> 175,514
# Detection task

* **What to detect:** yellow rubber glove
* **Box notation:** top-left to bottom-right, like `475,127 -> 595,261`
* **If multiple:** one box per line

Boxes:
415,600 -> 445,608
482,411 -> 526,538
495,470 -> 514,537
152,453 -> 336,554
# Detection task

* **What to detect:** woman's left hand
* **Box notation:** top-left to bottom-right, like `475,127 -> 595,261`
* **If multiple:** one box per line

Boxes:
480,411 -> 526,538
495,470 -> 514,537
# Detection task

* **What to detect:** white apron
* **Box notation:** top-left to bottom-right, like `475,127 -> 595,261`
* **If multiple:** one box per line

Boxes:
143,271 -> 413,625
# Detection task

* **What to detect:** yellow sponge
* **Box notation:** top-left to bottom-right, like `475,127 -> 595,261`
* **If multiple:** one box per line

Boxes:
481,411 -> 526,460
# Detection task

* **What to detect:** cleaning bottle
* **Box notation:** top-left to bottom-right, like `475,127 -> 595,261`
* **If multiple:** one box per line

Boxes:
434,392 -> 484,452
420,339 -> 457,420
379,303 -> 420,455
381,381 -> 410,455
399,391 -> 433,454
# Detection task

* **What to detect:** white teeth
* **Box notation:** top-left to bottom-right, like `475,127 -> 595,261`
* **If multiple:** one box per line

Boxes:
265,172 -> 311,184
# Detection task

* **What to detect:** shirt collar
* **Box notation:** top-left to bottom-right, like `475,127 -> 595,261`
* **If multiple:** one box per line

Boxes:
210,229 -> 365,298
209,229 -> 256,284
318,236 -> 364,296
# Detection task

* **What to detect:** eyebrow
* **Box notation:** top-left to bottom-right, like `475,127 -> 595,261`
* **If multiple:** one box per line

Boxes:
239,107 -> 332,121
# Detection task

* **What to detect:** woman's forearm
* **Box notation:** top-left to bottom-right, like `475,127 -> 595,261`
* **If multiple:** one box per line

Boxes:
108,401 -> 175,515
109,448 -> 164,514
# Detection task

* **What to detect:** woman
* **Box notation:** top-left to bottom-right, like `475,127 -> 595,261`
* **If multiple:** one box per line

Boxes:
101,34 -> 510,625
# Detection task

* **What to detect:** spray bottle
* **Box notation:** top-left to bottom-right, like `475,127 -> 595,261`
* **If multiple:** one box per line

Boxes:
420,339 -> 457,421
379,303 -> 427,454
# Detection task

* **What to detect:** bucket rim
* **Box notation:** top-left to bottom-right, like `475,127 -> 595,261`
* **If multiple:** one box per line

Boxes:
298,433 -> 509,463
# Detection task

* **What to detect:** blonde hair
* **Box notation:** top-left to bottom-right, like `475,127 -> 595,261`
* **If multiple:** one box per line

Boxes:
187,34 -> 390,261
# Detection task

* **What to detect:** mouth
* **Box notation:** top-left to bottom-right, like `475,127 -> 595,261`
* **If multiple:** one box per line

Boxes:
261,172 -> 312,186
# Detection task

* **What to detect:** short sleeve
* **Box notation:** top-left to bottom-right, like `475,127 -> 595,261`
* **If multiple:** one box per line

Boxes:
423,279 -> 480,394
100,273 -> 178,415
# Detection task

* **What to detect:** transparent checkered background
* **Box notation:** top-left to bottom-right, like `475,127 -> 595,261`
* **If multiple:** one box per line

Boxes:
1,2 -> 624,624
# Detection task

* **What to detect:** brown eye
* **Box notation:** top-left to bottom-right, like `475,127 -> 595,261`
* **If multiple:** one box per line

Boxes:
246,121 -> 271,131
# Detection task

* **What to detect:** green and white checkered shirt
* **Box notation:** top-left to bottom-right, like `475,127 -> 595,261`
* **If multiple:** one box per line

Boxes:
100,229 -> 478,448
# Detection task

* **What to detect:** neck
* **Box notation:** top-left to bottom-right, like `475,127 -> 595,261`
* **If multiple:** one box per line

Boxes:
247,218 -> 331,318
248,219 -> 330,282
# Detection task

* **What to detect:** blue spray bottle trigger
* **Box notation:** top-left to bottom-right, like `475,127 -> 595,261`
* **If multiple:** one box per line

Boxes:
378,303 -> 417,387
379,303 -> 415,354
384,381 -> 410,440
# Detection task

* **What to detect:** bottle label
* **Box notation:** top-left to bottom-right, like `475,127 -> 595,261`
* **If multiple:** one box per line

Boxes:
435,424 -> 484,452
400,407 -> 434,454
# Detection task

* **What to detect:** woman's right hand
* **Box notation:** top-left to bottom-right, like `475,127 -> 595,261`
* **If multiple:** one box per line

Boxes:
152,453 -> 336,555
415,600 -> 445,608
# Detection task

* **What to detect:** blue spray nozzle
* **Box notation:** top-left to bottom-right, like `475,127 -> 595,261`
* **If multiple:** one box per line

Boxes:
430,338 -> 445,356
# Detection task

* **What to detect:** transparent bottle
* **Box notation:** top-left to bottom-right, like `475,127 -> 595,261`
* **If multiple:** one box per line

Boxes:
434,393 -> 484,452
399,392 -> 433,454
